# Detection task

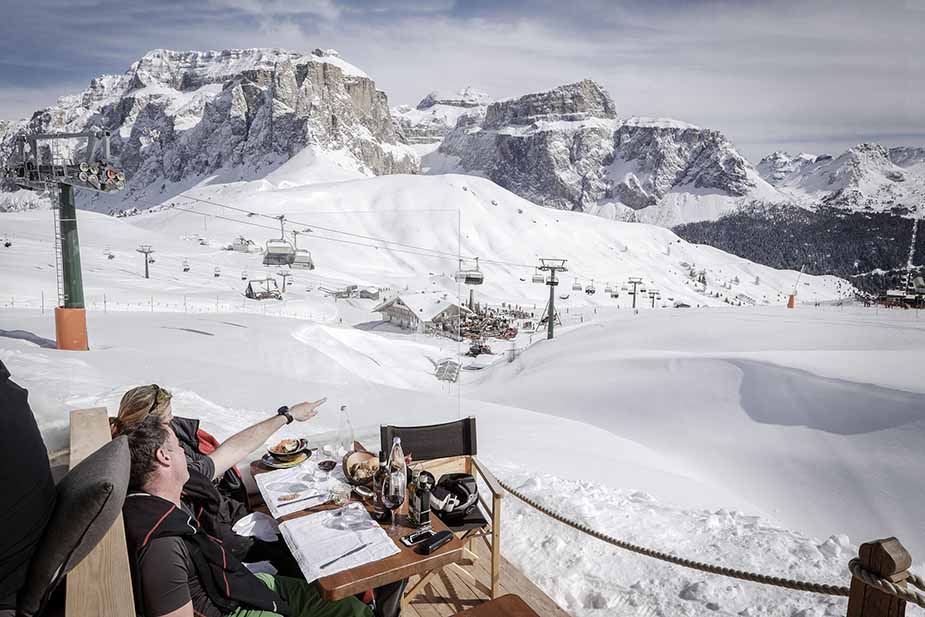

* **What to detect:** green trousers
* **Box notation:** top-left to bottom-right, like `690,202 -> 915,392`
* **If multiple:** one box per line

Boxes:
231,573 -> 372,617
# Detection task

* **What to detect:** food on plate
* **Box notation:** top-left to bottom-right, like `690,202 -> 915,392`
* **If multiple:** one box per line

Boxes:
277,492 -> 302,502
343,450 -> 379,485
269,438 -> 301,455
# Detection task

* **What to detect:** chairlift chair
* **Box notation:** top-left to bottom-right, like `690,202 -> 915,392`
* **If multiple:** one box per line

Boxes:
572,280 -> 582,291
455,257 -> 484,285
263,239 -> 296,266
147,257 -> 156,264
604,284 -> 613,294
241,270 -> 248,280
182,259 -> 190,273
585,279 -> 596,295
291,249 -> 315,270
531,268 -> 545,284
214,267 -> 221,278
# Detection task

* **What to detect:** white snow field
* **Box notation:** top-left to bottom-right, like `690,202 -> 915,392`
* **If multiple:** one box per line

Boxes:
1,167 -> 918,617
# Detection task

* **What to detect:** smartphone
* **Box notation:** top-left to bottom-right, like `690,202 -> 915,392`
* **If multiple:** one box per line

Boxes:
400,528 -> 436,547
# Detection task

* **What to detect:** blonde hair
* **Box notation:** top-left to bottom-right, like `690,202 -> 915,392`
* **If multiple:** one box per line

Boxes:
112,385 -> 173,436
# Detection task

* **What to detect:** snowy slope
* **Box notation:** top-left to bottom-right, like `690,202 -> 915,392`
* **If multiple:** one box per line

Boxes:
1,304 -> 922,617
0,166 -> 853,316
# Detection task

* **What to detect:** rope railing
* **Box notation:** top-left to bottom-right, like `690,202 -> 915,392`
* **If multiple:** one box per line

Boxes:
498,476 -> 880,600
848,559 -> 925,609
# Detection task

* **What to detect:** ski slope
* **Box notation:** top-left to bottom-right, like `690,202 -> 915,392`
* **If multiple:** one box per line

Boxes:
0,165 -> 852,316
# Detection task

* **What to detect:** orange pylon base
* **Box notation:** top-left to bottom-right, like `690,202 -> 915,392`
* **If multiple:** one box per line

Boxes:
787,294 -> 796,309
55,307 -> 88,351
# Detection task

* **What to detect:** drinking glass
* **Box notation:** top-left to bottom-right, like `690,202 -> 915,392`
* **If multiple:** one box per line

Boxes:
381,470 -> 406,532
317,444 -> 337,480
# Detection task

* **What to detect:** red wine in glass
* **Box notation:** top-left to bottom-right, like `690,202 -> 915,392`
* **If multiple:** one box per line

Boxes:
382,475 -> 405,531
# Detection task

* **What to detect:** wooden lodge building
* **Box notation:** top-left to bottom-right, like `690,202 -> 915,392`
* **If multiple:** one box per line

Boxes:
372,292 -> 472,334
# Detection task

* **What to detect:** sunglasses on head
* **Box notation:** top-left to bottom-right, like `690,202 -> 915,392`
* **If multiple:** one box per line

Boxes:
147,384 -> 161,417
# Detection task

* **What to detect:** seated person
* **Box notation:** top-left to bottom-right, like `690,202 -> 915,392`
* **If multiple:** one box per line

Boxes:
0,360 -> 56,613
113,385 -> 323,561
123,418 -> 373,617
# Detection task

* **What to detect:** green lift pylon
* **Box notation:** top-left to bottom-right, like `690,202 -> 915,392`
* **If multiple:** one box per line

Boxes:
2,129 -> 125,350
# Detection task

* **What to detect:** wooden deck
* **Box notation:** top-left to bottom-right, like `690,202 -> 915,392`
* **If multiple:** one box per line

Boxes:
405,540 -> 569,617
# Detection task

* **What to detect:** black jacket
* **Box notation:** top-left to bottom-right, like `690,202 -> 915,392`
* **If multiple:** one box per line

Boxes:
171,416 -> 248,504
123,493 -> 289,616
182,469 -> 253,559
0,360 -> 56,609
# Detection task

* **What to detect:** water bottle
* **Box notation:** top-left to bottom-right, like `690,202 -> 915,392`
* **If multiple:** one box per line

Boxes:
336,404 -> 355,457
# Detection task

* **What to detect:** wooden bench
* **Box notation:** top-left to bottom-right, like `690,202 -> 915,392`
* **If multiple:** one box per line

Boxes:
65,408 -> 134,617
451,594 -> 540,617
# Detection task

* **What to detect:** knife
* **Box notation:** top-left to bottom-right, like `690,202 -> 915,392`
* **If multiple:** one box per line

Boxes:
276,492 -> 327,507
319,542 -> 371,570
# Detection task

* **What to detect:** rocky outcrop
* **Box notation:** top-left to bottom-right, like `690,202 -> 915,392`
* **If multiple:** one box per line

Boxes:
437,80 -> 768,214
1,48 -> 416,212
757,144 -> 923,216
392,87 -> 490,145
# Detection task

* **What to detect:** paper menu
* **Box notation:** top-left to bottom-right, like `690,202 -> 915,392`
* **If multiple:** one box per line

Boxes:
279,507 -> 400,583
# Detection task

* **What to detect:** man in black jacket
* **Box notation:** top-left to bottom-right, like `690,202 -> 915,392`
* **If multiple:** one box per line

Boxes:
123,418 -> 371,617
0,360 -> 56,611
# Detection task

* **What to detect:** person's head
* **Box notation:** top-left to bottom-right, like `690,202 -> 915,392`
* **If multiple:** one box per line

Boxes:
124,416 -> 189,495
113,384 -> 173,435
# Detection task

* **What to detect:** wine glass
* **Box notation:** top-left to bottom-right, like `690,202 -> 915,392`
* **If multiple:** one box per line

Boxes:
381,469 -> 406,532
317,444 -> 337,480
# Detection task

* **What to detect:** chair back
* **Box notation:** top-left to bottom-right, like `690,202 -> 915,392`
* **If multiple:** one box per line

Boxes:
380,417 -> 477,461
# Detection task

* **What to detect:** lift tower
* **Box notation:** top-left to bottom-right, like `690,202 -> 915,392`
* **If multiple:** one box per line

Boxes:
1,129 -> 125,350
538,258 -> 568,340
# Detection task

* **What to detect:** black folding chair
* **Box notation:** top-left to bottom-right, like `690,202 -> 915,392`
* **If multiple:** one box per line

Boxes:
380,417 -> 504,601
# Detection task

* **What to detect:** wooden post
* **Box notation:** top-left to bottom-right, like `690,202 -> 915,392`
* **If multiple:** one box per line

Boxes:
847,538 -> 912,617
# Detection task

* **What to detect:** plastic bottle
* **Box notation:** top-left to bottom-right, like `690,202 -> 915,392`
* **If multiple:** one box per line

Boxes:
336,404 -> 355,457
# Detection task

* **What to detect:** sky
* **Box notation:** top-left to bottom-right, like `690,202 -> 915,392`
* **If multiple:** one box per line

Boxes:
0,0 -> 923,161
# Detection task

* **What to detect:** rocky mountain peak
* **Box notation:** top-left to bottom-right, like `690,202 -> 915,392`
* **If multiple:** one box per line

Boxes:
1,47 -> 415,212
392,87 -> 492,145
416,87 -> 490,111
483,79 -> 616,129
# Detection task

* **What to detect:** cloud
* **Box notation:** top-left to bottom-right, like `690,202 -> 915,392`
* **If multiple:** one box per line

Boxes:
0,0 -> 922,160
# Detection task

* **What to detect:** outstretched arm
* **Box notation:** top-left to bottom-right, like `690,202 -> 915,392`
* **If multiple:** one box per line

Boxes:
208,399 -> 326,480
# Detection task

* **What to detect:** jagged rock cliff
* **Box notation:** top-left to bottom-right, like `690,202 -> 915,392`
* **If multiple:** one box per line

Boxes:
437,80 -> 777,221
1,48 -> 416,212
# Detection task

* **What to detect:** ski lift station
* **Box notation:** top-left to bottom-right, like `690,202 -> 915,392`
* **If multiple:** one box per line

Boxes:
372,292 -> 472,334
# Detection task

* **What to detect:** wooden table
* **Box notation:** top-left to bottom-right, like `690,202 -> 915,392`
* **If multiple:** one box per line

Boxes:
251,459 -> 465,601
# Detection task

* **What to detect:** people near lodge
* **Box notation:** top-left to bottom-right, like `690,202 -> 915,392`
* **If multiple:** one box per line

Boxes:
123,418 -> 377,617
0,360 -> 56,613
116,386 -> 405,617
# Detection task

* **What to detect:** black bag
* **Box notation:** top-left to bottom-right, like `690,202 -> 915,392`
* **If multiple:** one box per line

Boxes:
429,473 -> 478,523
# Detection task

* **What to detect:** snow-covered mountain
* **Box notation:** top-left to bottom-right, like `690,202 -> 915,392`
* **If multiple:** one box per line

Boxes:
392,87 -> 490,146
0,48 -> 417,213
756,144 -> 925,216
430,80 -> 783,226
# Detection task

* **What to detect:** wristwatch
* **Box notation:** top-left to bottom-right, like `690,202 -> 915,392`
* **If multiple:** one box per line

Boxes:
277,405 -> 294,424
